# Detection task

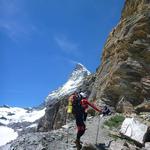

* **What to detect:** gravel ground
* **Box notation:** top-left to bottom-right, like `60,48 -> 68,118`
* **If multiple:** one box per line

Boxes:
1,114 -> 142,150
0,115 -> 113,150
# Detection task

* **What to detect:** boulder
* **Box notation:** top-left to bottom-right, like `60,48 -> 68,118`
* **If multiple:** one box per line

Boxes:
82,144 -> 97,150
116,97 -> 134,113
135,102 -> 150,113
144,142 -> 150,150
109,140 -> 139,150
120,118 -> 148,144
109,140 -> 126,150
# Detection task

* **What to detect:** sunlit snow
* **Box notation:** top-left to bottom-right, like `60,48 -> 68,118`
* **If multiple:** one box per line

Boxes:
26,123 -> 37,128
0,107 -> 46,125
0,126 -> 18,146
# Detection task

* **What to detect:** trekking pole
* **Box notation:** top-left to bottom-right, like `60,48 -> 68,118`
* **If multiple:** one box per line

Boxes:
65,113 -> 68,142
65,111 -> 71,148
65,111 -> 69,146
95,114 -> 103,145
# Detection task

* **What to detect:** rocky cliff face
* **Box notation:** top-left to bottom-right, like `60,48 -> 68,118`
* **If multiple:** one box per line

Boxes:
91,0 -> 150,111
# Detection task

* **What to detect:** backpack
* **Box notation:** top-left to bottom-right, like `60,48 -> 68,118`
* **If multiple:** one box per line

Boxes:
72,93 -> 84,114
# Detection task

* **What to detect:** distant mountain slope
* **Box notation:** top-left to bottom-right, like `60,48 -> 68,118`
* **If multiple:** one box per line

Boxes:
0,106 -> 45,125
0,106 -> 45,147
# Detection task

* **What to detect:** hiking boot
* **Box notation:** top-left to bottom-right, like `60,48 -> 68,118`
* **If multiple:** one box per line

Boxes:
74,139 -> 83,144
73,139 -> 82,150
74,139 -> 81,144
77,144 -> 82,150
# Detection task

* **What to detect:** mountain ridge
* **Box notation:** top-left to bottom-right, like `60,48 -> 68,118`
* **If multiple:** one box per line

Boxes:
45,63 -> 91,104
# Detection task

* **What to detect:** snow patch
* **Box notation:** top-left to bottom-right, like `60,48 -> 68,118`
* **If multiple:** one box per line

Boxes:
26,123 -> 37,128
0,126 -> 18,146
0,107 -> 46,125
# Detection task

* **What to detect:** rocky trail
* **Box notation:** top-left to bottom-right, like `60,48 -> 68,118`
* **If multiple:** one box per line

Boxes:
1,113 -> 150,150
0,114 -> 132,150
63,115 -> 113,150
1,115 -> 114,150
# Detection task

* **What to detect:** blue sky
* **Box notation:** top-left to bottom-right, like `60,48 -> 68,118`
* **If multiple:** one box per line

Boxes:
0,0 -> 124,107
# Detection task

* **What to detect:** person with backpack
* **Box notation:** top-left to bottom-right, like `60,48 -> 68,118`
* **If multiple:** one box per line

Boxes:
67,91 -> 110,146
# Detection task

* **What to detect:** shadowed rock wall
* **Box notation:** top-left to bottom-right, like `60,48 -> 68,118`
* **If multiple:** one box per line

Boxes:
91,0 -> 150,109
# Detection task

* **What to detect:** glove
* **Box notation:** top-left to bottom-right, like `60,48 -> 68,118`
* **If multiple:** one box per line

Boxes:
102,106 -> 111,116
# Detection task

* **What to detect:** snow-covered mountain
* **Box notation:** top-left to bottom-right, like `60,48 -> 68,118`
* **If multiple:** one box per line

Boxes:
0,106 -> 46,126
0,106 -> 45,146
45,63 -> 91,103
0,126 -> 18,147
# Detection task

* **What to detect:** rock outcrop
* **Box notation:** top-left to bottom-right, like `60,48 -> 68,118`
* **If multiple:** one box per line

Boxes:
91,0 -> 150,111
37,95 -> 68,131
135,101 -> 150,113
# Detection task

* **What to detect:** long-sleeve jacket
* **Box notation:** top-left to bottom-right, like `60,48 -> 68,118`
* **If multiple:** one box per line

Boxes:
80,98 -> 101,112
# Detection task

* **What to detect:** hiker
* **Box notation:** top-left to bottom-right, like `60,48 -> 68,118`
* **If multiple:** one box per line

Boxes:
67,91 -> 110,145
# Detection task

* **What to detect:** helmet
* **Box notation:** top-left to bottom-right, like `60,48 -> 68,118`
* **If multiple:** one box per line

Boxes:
80,92 -> 87,98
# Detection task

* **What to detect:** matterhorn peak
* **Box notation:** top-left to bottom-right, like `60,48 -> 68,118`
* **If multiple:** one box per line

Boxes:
69,63 -> 91,81
45,63 -> 90,103
74,63 -> 87,71
74,63 -> 91,74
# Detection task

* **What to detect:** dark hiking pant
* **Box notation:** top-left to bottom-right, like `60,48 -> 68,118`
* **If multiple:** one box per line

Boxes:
75,112 -> 86,140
